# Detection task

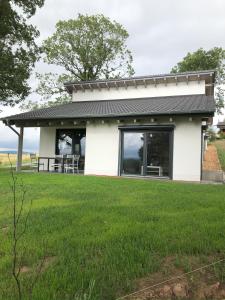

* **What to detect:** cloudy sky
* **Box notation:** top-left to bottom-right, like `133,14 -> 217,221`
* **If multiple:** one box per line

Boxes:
0,0 -> 225,152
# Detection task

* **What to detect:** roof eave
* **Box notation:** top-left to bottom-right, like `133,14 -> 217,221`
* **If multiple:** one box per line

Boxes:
2,111 -> 215,127
64,70 -> 216,93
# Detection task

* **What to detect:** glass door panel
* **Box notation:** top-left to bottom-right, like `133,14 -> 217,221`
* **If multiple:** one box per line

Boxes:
145,132 -> 170,177
122,132 -> 144,175
56,129 -> 86,172
57,131 -> 73,155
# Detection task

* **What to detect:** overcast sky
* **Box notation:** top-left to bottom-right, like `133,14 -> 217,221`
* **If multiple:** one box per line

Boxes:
1,0 -> 225,152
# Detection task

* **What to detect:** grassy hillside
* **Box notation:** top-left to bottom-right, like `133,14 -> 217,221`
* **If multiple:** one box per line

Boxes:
214,140 -> 225,171
0,170 -> 225,299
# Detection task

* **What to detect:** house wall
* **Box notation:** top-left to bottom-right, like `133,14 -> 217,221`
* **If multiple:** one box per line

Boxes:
39,127 -> 56,170
173,117 -> 202,181
84,118 -> 202,181
38,117 -> 202,181
72,81 -> 205,102
85,122 -> 119,176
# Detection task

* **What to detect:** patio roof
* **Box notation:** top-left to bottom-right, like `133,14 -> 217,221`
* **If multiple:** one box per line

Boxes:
1,94 -> 215,127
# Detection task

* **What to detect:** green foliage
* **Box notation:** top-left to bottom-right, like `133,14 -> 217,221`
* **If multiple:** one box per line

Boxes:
20,73 -> 72,110
171,47 -> 225,74
28,14 -> 134,109
215,140 -> 225,171
0,0 -> 44,106
219,131 -> 225,140
171,47 -> 225,113
0,171 -> 225,299
207,126 -> 217,142
43,14 -> 134,80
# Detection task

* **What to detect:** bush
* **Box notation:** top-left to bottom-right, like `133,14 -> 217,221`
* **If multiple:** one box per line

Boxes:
207,127 -> 217,142
219,131 -> 225,139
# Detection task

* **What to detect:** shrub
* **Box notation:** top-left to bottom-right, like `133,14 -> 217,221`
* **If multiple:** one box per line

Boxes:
219,131 -> 225,140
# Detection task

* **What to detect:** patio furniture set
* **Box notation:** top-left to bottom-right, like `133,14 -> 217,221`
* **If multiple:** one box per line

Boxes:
30,153 -> 80,173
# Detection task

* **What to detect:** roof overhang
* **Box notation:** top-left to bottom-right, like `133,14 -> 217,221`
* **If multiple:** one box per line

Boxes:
1,112 -> 214,128
64,70 -> 215,94
1,94 -> 215,127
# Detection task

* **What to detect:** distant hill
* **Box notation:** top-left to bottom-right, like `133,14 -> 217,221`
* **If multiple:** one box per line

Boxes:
0,150 -> 34,154
0,150 -> 17,154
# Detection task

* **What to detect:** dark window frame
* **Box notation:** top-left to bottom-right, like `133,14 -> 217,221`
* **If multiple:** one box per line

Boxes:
119,126 -> 174,179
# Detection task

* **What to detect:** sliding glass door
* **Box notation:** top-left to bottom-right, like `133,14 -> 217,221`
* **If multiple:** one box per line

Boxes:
121,129 -> 172,178
122,132 -> 144,175
145,132 -> 170,177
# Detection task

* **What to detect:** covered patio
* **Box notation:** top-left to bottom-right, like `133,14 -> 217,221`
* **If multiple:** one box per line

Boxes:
37,127 -> 86,174
1,123 -> 86,174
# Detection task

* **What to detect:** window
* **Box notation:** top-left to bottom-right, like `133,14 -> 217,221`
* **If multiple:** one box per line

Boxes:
122,132 -> 144,175
121,128 -> 173,178
145,131 -> 170,177
56,129 -> 86,157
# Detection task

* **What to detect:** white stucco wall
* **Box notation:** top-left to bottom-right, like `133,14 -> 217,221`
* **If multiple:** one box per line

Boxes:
72,81 -> 205,102
84,118 -> 202,181
85,122 -> 119,176
39,127 -> 56,170
173,117 -> 202,181
38,118 -> 202,181
39,127 -> 56,156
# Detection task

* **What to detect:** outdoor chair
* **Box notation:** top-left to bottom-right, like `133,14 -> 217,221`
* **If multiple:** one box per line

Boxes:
30,153 -> 44,170
50,154 -> 64,172
64,154 -> 80,174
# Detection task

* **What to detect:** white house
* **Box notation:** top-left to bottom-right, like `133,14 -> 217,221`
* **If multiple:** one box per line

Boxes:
1,70 -> 215,181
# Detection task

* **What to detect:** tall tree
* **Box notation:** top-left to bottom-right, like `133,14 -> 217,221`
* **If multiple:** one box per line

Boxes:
25,14 -> 134,109
171,47 -> 225,113
0,0 -> 44,106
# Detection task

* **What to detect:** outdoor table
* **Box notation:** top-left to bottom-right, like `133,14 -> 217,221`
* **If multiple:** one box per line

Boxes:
38,156 -> 65,173
146,165 -> 163,176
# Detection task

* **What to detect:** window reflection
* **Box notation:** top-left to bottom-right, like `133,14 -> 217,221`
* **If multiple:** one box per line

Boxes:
146,132 -> 170,177
56,129 -> 86,157
80,137 -> 86,156
122,132 -> 144,175
58,132 -> 73,155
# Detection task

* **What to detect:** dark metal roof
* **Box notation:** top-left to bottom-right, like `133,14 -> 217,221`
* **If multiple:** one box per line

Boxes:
1,94 -> 215,126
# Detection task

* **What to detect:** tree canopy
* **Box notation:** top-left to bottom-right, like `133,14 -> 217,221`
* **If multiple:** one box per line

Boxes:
0,0 -> 44,106
26,14 -> 134,109
171,47 -> 225,113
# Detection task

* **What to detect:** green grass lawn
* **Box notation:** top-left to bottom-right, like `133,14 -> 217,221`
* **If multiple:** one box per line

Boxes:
215,140 -> 225,171
0,169 -> 225,299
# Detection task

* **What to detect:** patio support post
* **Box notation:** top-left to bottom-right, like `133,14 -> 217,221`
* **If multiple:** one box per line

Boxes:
16,127 -> 24,172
